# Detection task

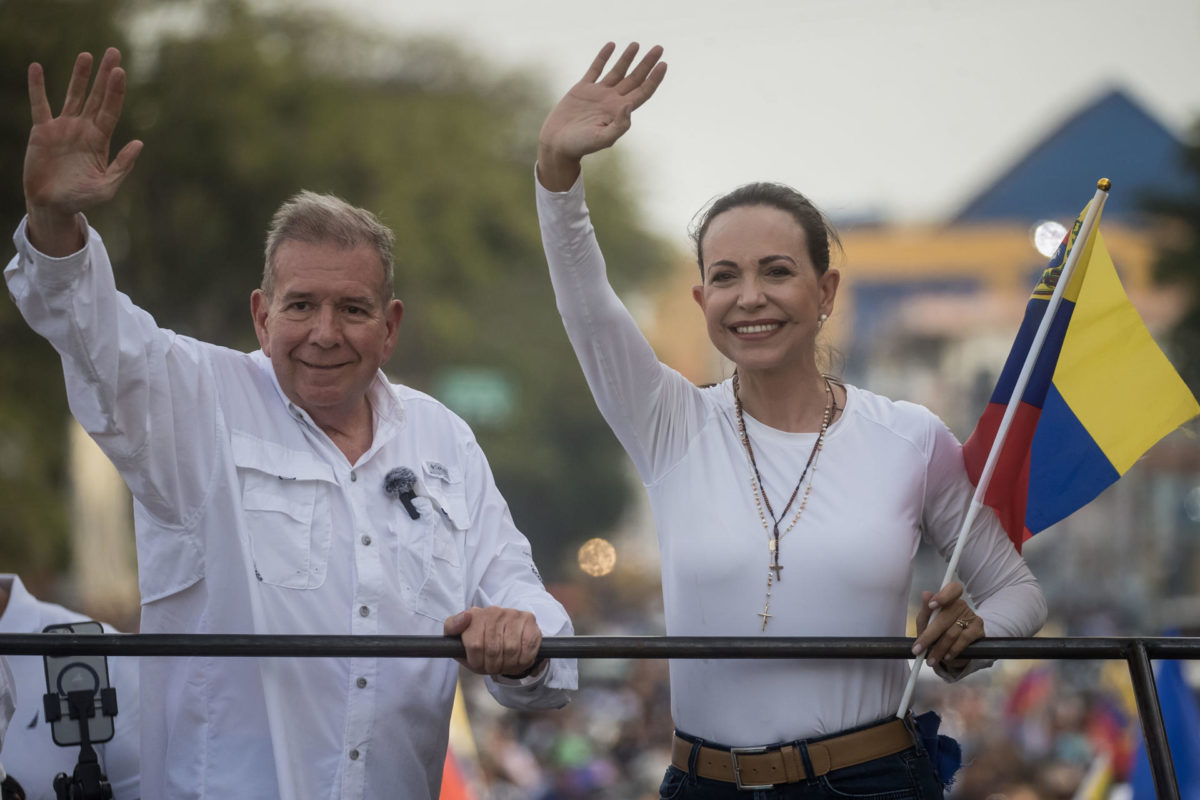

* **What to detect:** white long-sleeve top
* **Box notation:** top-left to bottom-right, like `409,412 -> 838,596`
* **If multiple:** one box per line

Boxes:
6,218 -> 576,800
0,575 -> 140,800
537,174 -> 1045,746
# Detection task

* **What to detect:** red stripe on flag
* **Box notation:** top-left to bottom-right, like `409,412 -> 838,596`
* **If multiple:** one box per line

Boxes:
963,401 -> 1038,552
440,750 -> 476,800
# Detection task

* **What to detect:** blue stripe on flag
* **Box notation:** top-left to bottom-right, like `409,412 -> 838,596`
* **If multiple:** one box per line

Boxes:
1021,299 -> 1075,408
1026,384 -> 1119,534
989,298 -> 1076,409
990,299 -> 1045,404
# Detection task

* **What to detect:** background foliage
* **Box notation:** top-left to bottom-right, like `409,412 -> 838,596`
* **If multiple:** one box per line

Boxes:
0,0 -> 671,582
1150,123 -> 1200,394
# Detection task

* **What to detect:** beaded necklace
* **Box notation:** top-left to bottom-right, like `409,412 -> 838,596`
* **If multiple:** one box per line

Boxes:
733,371 -> 834,631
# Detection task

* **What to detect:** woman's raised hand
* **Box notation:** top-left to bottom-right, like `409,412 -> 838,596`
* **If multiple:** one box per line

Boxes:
537,42 -> 666,191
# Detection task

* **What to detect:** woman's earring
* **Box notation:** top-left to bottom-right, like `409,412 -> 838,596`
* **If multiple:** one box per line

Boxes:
818,313 -> 828,330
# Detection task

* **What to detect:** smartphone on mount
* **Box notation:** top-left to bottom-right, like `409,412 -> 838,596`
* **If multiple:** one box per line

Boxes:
41,620 -> 115,746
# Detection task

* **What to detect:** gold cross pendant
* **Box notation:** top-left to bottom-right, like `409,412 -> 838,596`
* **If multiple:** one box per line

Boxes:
758,604 -> 772,631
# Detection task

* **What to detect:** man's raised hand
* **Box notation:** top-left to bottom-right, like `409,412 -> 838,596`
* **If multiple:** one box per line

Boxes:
536,42 -> 666,192
24,48 -> 143,255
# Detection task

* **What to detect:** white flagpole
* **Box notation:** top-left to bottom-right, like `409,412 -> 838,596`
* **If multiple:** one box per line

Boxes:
895,179 -> 1111,718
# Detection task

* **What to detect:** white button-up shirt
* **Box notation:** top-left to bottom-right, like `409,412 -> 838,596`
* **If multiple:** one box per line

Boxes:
0,575 -> 141,800
6,219 -> 576,800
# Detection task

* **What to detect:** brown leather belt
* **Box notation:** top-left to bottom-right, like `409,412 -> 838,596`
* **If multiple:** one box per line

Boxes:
671,719 -> 915,790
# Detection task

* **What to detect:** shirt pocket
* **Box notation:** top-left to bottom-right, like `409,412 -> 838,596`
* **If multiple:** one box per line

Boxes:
409,459 -> 472,621
232,432 -> 336,590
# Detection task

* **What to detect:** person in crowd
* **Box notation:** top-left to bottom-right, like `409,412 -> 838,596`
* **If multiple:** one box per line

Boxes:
0,575 -> 139,799
535,42 -> 1046,797
6,47 -> 576,800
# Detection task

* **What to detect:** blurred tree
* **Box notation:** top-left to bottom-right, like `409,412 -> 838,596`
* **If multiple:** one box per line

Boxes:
1150,121 -> 1200,393
0,0 -> 131,582
1,0 -> 670,580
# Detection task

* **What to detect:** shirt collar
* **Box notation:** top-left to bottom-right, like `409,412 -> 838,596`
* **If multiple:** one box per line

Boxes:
249,349 -> 406,436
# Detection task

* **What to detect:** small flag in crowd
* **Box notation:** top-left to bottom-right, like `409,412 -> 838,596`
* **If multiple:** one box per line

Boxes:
439,681 -> 481,800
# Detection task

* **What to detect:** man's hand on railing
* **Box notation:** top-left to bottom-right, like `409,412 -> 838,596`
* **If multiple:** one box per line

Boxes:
443,607 -> 547,679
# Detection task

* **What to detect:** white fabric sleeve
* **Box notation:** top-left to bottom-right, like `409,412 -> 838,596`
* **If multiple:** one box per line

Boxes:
921,412 -> 1047,679
0,655 -> 13,748
5,217 -> 219,529
457,437 -> 577,708
535,170 -> 708,484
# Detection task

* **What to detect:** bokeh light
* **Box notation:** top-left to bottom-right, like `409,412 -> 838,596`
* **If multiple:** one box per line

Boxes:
577,537 -> 617,577
1032,220 -> 1068,259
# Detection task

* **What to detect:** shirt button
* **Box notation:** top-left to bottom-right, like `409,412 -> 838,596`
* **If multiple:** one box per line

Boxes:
357,677 -> 368,688
359,605 -> 370,617
361,534 -> 371,546
349,749 -> 360,761
350,471 -> 357,482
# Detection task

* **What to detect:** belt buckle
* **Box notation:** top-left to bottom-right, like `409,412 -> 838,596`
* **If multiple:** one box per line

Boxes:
729,746 -> 774,791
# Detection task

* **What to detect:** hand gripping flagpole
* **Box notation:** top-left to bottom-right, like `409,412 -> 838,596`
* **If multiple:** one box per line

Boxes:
895,179 -> 1112,718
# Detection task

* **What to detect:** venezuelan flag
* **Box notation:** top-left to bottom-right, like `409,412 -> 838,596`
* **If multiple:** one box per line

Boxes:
964,196 -> 1199,552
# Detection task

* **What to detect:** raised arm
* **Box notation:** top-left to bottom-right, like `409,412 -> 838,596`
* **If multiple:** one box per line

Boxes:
9,48 -> 219,530
536,42 -> 710,483
536,42 -> 666,191
24,47 -> 142,256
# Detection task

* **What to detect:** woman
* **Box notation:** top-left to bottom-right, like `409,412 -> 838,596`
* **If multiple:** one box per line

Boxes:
535,43 -> 1046,798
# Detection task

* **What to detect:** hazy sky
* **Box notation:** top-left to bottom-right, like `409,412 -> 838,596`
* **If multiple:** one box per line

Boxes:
309,0 -> 1200,244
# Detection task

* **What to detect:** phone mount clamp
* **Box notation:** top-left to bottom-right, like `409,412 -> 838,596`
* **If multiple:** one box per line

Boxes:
42,687 -> 118,800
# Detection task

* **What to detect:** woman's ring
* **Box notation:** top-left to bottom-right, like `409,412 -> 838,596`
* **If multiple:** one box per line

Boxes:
955,617 -> 970,630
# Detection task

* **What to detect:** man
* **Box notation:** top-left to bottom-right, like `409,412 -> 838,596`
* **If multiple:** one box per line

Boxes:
6,48 -> 576,799
0,575 -> 139,800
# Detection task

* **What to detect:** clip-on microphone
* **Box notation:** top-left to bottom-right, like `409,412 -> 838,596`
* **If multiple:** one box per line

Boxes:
384,467 -> 421,520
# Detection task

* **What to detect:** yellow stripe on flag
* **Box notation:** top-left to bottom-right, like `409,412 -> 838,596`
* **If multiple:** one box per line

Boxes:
1059,204 -> 1093,304
440,681 -> 480,800
1053,229 -> 1199,473
447,680 -> 478,760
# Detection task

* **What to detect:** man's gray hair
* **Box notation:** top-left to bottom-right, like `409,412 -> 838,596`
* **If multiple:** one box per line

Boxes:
262,190 -> 395,299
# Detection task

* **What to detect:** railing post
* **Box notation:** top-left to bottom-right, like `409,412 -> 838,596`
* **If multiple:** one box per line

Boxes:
1127,641 -> 1180,800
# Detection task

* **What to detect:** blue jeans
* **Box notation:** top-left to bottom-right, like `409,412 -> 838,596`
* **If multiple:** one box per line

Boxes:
659,722 -> 945,800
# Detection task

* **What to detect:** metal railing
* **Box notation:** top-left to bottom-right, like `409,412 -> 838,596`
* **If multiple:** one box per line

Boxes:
2,634 -> 1195,798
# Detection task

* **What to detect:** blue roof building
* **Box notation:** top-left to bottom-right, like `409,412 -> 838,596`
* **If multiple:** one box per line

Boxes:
953,88 -> 1195,224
